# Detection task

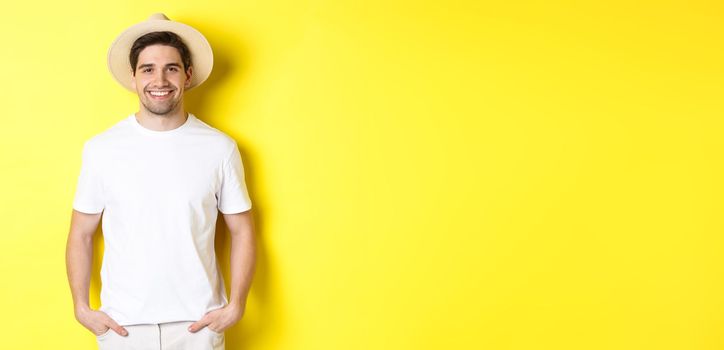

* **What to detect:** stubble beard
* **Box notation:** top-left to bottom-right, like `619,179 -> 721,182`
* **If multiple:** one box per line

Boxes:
142,94 -> 180,116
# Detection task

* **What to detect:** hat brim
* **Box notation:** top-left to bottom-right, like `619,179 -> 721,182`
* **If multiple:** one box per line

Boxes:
107,19 -> 213,92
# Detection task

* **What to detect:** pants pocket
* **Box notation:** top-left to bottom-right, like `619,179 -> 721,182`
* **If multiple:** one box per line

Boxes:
96,328 -> 113,339
203,326 -> 224,336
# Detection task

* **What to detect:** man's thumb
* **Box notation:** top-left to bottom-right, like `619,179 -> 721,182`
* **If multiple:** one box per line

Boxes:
188,321 -> 204,333
108,320 -> 128,336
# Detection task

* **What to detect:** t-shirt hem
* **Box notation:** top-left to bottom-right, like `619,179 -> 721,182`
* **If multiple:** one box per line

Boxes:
114,317 -> 200,327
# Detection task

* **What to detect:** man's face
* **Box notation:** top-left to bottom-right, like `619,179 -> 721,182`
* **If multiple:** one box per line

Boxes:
131,44 -> 193,116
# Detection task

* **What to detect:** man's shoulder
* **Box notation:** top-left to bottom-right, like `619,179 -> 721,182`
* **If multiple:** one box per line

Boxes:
190,114 -> 239,150
82,116 -> 132,150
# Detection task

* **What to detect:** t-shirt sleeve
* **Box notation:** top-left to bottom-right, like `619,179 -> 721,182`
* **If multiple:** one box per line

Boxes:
217,144 -> 253,214
72,141 -> 105,214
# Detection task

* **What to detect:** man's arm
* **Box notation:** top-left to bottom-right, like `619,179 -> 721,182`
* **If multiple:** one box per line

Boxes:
65,209 -> 127,337
224,209 -> 257,308
66,209 -> 100,313
188,209 -> 257,333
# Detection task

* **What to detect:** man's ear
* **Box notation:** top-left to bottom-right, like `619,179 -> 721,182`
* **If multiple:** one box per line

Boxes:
130,69 -> 136,90
185,66 -> 193,88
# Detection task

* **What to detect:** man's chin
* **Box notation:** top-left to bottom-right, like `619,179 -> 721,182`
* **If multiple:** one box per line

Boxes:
143,102 -> 176,116
149,109 -> 174,116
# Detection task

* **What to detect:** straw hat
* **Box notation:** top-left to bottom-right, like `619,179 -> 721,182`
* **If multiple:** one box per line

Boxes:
107,13 -> 213,92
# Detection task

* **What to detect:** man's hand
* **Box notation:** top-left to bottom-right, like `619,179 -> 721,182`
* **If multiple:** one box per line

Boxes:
75,306 -> 128,337
187,302 -> 246,333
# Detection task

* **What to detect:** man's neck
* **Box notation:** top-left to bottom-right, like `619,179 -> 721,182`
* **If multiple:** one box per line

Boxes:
134,109 -> 189,132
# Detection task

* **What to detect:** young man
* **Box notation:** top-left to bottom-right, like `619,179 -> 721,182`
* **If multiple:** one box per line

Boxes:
65,14 -> 256,350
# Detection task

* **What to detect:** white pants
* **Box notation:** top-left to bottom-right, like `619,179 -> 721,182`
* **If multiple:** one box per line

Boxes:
96,321 -> 224,350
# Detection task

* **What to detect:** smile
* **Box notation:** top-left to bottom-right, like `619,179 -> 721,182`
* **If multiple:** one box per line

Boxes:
148,90 -> 173,99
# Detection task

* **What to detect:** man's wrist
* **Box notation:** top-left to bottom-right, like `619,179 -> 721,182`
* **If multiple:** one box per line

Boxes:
74,303 -> 92,315
227,299 -> 242,308
227,299 -> 248,316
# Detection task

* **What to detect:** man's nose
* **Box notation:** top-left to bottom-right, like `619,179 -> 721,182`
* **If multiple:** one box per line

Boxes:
152,70 -> 168,84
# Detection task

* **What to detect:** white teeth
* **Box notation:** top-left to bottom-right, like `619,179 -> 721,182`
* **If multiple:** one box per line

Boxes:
149,91 -> 170,96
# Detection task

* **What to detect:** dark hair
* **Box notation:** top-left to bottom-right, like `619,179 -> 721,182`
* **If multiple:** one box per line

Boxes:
129,31 -> 192,74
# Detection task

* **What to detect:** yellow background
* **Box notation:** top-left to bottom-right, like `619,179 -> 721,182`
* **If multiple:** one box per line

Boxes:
1,0 -> 723,349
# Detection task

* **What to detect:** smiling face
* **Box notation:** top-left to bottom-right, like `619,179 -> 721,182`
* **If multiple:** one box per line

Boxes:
131,44 -> 193,116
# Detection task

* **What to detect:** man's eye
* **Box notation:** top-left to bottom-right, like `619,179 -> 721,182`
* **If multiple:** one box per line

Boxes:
142,68 -> 151,73
169,67 -> 178,71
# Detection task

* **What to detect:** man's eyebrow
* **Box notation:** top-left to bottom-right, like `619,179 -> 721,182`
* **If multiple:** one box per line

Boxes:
137,63 -> 183,69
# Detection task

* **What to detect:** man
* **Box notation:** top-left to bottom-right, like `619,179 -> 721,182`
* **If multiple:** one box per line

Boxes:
65,13 -> 256,350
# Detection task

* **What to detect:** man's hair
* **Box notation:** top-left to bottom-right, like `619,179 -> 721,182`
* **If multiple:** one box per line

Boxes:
129,31 -> 193,75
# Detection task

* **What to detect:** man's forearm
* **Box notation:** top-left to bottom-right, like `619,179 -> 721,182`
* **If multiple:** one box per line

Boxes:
228,225 -> 256,306
66,234 -> 94,313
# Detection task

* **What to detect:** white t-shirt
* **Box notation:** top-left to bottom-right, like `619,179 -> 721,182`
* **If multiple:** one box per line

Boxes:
72,113 -> 252,326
